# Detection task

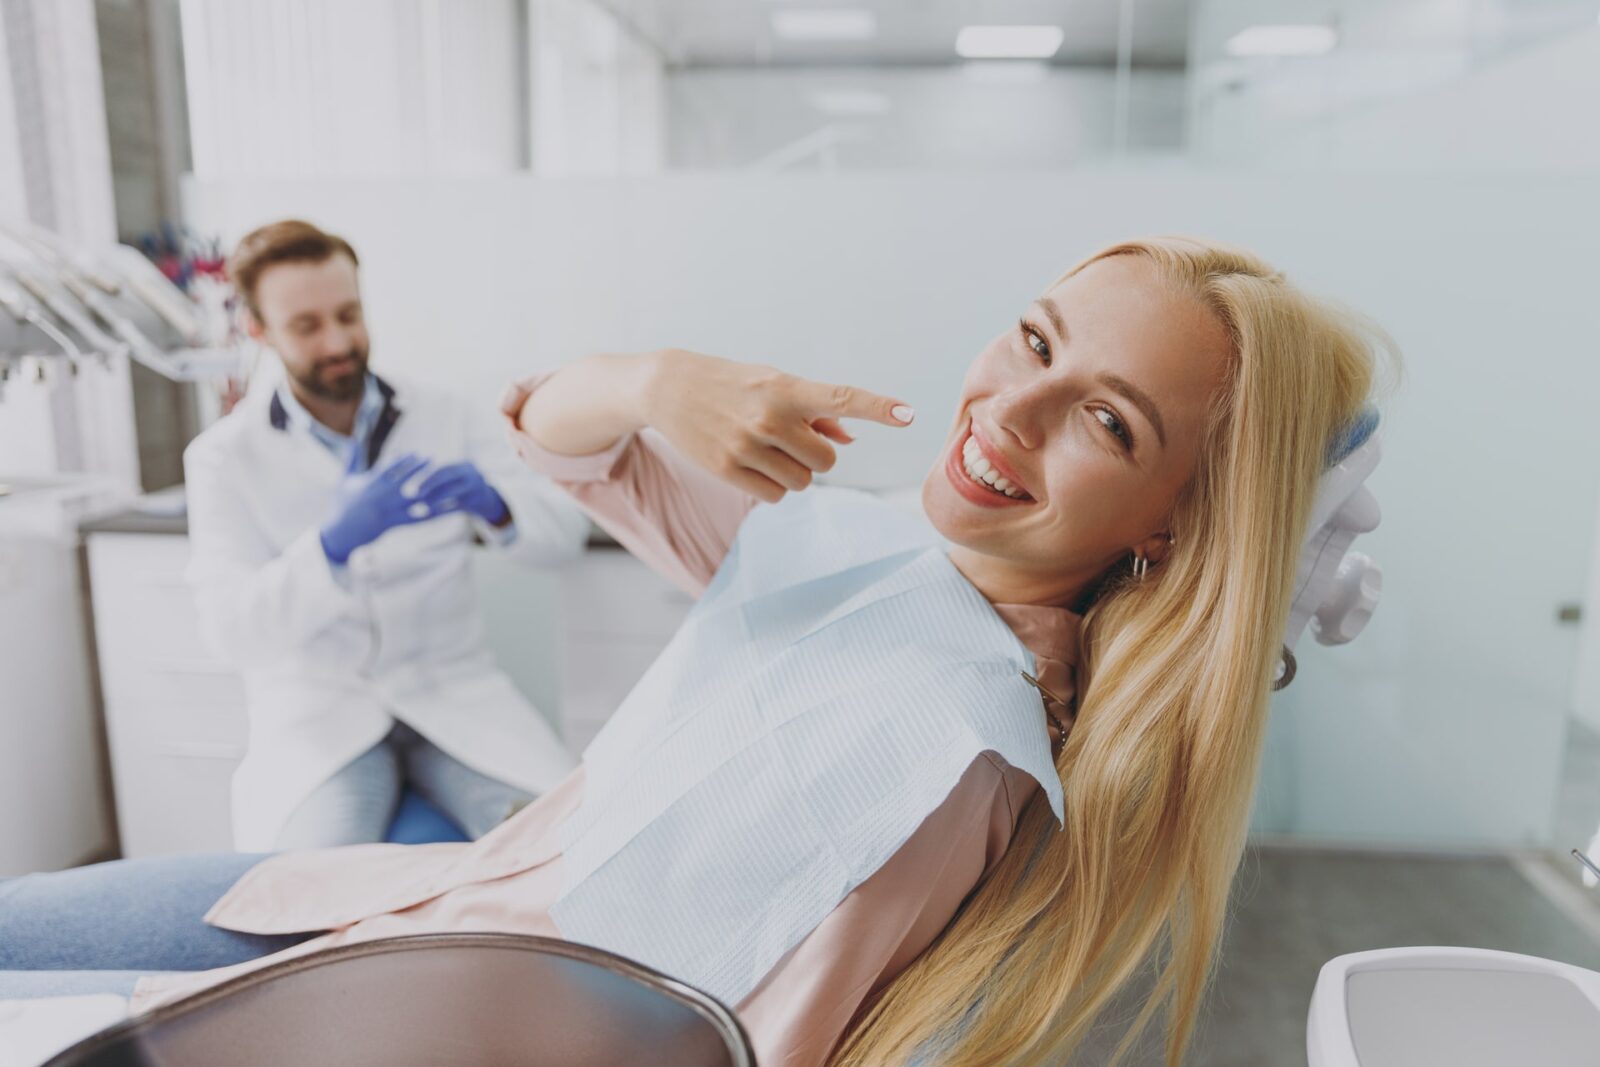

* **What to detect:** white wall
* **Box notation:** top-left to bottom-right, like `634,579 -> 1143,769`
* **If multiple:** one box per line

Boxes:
182,169 -> 1600,849
668,66 -> 1186,171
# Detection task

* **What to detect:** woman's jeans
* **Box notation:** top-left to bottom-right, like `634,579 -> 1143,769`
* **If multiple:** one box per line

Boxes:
0,853 -> 319,999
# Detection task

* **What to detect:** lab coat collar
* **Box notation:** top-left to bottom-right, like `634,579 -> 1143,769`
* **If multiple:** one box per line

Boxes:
268,373 -> 404,470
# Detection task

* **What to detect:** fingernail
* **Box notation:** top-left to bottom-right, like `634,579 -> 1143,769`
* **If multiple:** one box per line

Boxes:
891,405 -> 914,424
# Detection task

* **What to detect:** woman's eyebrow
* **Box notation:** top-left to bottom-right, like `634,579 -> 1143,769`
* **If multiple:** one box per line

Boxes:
1031,298 -> 1068,344
1098,372 -> 1168,449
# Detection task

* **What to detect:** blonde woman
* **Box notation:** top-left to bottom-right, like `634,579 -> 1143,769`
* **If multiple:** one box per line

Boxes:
0,236 -> 1389,1067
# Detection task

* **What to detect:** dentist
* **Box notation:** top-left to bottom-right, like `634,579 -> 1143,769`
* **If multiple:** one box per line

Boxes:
182,219 -> 590,851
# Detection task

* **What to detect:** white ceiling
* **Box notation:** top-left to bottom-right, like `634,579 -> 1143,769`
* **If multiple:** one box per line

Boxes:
594,0 -> 1196,68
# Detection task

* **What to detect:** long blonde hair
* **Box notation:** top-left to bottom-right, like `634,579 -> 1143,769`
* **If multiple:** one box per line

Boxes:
832,236 -> 1395,1066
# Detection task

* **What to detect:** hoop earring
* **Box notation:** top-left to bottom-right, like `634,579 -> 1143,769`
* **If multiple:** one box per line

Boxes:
1131,552 -> 1149,581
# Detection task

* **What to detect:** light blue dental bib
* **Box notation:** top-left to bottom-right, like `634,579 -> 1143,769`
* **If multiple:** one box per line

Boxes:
550,487 -> 1065,1005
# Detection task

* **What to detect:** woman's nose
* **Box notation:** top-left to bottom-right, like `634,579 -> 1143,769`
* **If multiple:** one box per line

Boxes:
989,378 -> 1060,452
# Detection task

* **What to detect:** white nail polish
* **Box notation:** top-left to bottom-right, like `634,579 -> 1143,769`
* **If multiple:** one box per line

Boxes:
891,405 -> 914,424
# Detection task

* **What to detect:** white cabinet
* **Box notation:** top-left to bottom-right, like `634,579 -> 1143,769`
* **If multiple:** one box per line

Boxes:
0,524 -> 112,875
86,532 -> 245,857
86,533 -> 687,856
557,550 -> 691,756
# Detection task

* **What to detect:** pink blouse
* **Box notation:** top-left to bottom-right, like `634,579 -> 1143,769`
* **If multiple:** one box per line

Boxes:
128,375 -> 1083,1067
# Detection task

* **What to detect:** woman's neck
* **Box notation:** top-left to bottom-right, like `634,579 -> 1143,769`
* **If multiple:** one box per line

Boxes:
946,544 -> 1094,610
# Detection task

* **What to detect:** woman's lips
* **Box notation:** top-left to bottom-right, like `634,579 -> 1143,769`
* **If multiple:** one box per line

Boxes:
944,426 -> 1034,508
967,422 -> 1032,497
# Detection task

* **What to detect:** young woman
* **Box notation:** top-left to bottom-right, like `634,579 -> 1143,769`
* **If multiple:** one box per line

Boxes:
0,236 -> 1389,1067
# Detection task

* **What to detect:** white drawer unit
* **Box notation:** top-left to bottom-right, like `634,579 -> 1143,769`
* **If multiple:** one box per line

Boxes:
86,532 -> 246,857
558,550 -> 691,756
0,522 -> 113,875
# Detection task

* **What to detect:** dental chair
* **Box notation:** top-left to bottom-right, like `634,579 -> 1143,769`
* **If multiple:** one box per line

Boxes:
40,934 -> 755,1067
1308,947 -> 1600,1066
1276,406 -> 1384,690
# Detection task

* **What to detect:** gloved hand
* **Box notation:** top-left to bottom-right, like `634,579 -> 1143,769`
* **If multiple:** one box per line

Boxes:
415,461 -> 511,527
320,451 -> 463,565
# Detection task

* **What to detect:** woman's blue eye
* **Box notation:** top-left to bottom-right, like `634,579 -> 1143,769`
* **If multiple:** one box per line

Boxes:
1020,321 -> 1050,363
1094,408 -> 1132,449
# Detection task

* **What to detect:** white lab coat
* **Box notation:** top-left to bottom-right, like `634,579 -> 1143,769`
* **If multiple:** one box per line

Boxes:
182,374 -> 589,850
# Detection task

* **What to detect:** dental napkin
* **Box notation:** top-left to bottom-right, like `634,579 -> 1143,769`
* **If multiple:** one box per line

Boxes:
550,487 -> 1064,1006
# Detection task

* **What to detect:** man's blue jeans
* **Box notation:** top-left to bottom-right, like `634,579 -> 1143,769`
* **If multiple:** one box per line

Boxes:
0,852 -> 319,998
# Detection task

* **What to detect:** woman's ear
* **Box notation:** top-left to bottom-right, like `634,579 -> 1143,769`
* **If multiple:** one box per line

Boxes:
1135,531 -> 1177,566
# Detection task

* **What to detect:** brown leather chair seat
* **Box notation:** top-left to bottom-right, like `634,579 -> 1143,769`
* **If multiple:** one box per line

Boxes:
44,933 -> 756,1067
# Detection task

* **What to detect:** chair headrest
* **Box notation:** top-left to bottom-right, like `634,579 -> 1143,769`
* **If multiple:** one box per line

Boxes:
1326,406 -> 1380,469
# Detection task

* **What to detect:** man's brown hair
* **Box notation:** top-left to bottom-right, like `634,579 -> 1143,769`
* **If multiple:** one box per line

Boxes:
227,219 -> 359,320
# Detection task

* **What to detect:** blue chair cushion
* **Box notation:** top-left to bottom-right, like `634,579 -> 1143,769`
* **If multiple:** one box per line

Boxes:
1326,406 -> 1379,468
385,789 -> 469,844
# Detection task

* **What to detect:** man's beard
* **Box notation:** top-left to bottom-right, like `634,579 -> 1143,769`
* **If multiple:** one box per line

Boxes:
294,348 -> 368,402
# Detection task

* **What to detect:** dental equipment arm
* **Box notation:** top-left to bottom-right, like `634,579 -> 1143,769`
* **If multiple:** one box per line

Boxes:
0,270 -> 83,360
101,244 -> 205,344
14,270 -> 123,357
60,273 -> 186,377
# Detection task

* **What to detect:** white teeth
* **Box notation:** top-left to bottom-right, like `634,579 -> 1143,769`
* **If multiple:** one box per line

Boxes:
959,430 -> 1027,500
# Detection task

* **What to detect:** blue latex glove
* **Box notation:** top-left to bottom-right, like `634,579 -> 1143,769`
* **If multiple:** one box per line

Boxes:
320,451 -> 464,565
414,461 -> 510,527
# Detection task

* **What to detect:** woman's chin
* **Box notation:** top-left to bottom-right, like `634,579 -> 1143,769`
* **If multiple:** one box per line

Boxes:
921,471 -> 987,548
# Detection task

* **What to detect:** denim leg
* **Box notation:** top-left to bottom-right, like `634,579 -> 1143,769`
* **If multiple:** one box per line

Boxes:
0,970 -> 154,998
0,852 -> 315,972
272,731 -> 403,849
396,723 -> 535,840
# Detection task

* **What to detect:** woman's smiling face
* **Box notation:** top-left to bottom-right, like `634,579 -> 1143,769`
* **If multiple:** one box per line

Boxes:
922,253 -> 1235,605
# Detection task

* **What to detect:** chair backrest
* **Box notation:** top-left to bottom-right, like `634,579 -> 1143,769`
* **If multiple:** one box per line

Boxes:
44,934 -> 756,1067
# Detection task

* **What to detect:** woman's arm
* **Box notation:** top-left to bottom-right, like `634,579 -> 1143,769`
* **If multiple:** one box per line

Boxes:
517,348 -> 914,504
513,351 -> 657,460
504,349 -> 915,594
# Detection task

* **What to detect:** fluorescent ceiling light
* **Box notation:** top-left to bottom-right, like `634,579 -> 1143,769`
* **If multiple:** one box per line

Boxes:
809,89 -> 892,116
955,25 -> 1064,60
1225,24 -> 1338,57
771,9 -> 877,42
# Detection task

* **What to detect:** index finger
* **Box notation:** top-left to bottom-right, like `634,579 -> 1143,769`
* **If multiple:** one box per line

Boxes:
792,378 -> 913,427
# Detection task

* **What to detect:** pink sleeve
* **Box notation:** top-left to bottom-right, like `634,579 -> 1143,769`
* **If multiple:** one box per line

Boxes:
500,374 -> 758,596
733,754 -> 1034,1067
